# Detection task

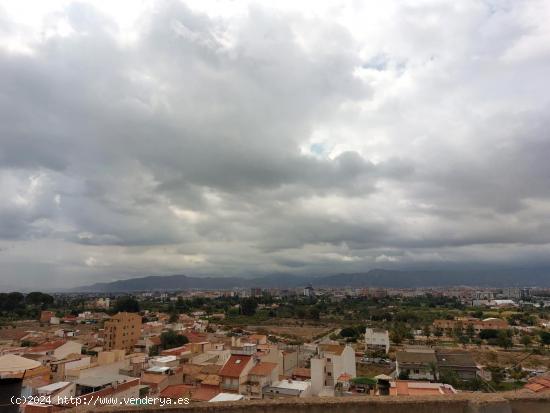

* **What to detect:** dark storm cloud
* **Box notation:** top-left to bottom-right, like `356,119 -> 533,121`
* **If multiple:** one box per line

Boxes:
1,0 -> 550,288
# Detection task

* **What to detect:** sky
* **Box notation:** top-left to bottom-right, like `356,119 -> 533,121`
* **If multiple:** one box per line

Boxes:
1,0 -> 550,289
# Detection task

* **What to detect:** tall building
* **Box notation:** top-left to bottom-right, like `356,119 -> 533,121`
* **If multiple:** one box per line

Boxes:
310,344 -> 356,395
103,312 -> 142,352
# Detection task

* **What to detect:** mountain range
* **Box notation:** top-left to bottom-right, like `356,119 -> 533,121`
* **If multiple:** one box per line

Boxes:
69,268 -> 550,292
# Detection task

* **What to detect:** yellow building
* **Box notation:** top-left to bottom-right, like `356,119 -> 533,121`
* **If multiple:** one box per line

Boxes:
104,312 -> 142,352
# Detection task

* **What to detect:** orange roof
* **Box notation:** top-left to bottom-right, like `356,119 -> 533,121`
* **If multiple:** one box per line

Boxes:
191,386 -> 220,402
161,345 -> 190,356
390,380 -> 456,396
186,332 -> 208,343
28,340 -> 66,353
524,376 -> 550,393
160,384 -> 195,399
219,355 -> 252,378
249,362 -> 278,376
337,373 -> 352,382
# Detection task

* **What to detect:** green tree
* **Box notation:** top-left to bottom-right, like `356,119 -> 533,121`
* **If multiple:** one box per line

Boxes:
114,296 -> 140,313
539,330 -> 550,347
465,324 -> 475,340
160,330 -> 189,350
520,335 -> 532,347
26,292 -> 54,307
240,298 -> 258,316
422,325 -> 431,339
497,330 -> 513,349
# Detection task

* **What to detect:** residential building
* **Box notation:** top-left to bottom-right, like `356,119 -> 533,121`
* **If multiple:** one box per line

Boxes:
264,379 -> 312,398
433,317 -> 508,334
395,349 -> 438,381
364,328 -> 390,354
26,340 -> 82,361
103,312 -> 142,352
389,380 -> 457,396
245,362 -> 278,399
310,344 -> 356,395
218,354 -> 255,394
435,350 -> 478,380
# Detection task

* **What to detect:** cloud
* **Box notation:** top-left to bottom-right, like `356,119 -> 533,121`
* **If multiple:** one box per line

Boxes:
1,0 -> 550,288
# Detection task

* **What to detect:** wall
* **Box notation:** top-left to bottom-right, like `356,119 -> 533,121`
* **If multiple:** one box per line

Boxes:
76,392 -> 550,413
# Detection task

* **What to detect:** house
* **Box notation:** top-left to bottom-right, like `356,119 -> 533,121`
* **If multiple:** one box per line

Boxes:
433,317 -> 508,335
364,328 -> 390,354
263,379 -> 312,398
39,311 -> 55,323
218,354 -> 255,394
160,384 -> 195,400
310,344 -> 356,395
524,375 -> 550,394
435,350 -> 478,380
395,349 -> 438,381
26,340 -> 82,361
389,380 -> 457,396
209,393 -> 244,402
245,362 -> 278,399
291,367 -> 311,381
191,386 -> 221,402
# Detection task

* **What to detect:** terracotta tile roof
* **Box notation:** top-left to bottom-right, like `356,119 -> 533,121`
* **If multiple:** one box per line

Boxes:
337,373 -> 352,382
390,380 -> 456,396
249,362 -> 278,376
191,386 -> 220,402
186,332 -> 208,343
28,340 -> 66,353
524,376 -> 550,393
161,345 -> 191,356
218,355 -> 252,378
160,384 -> 195,399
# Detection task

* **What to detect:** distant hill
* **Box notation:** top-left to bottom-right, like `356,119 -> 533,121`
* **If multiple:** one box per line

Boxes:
70,268 -> 550,292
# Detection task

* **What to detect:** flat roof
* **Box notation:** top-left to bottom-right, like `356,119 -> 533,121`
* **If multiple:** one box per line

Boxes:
209,393 -> 244,402
153,355 -> 177,363
272,379 -> 310,391
37,382 -> 71,393
76,374 -> 133,388
147,366 -> 170,373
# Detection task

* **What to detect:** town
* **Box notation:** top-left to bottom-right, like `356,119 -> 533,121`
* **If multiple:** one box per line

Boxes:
0,284 -> 549,412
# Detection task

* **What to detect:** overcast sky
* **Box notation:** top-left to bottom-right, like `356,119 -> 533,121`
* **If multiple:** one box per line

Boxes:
1,0 -> 550,289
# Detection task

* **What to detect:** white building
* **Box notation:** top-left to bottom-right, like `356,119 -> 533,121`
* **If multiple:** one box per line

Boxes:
264,379 -> 312,398
365,328 -> 390,354
310,344 -> 356,396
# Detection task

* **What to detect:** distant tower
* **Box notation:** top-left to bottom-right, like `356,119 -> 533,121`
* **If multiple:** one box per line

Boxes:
303,284 -> 314,297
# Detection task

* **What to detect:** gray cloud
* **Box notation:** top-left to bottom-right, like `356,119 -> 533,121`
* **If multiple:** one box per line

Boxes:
1,0 -> 550,288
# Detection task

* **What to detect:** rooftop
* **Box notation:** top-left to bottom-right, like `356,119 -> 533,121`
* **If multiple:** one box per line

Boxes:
218,355 -> 252,378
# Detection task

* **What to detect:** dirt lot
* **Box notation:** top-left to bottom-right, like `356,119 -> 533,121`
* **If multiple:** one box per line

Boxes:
247,323 -> 334,341
469,347 -> 550,369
